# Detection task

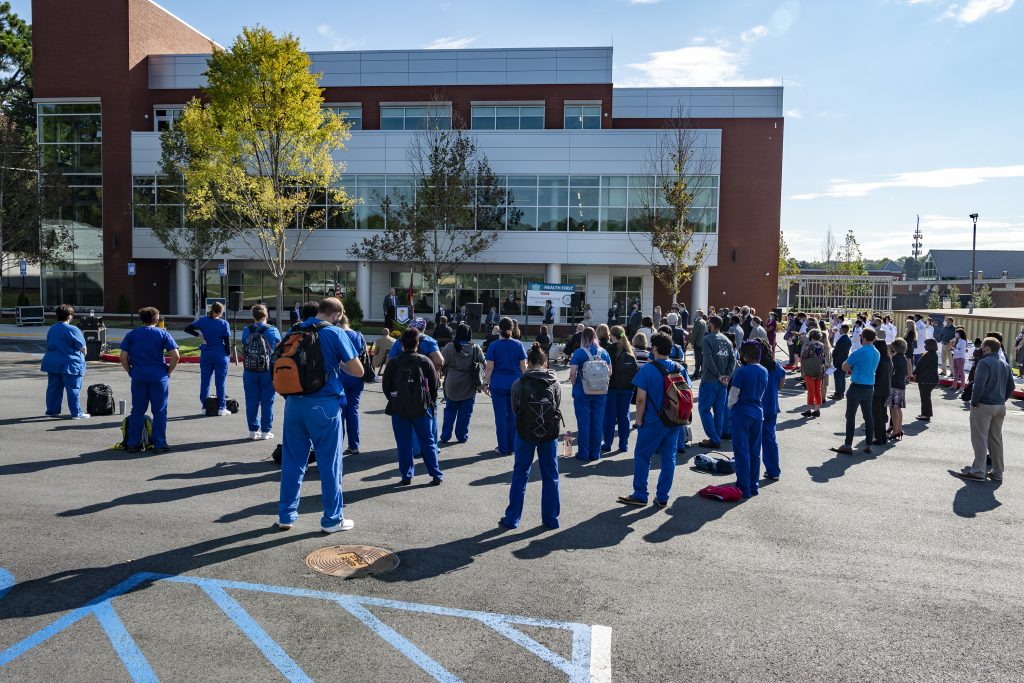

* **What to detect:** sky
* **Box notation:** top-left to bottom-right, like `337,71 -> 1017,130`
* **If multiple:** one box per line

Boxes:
11,0 -> 1024,261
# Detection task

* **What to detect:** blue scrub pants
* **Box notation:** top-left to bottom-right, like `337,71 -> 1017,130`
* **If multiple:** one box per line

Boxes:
200,353 -> 229,410
502,434 -> 560,529
698,380 -> 727,444
631,421 -> 680,504
721,401 -> 732,439
129,376 -> 169,448
491,388 -> 515,454
602,388 -> 632,451
731,413 -> 763,498
392,411 -> 443,480
761,414 -> 780,478
45,372 -> 83,416
441,395 -> 476,443
342,383 -> 363,451
279,396 -> 345,528
242,370 -> 275,433
574,393 -> 608,461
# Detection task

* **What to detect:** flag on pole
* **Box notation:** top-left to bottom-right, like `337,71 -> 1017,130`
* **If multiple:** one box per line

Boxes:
407,270 -> 415,308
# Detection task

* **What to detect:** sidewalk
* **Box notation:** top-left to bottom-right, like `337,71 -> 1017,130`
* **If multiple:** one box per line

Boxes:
0,323 -> 193,343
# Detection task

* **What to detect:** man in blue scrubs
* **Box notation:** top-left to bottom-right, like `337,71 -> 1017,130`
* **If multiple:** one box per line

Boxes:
276,298 -> 363,534
119,307 -> 180,452
185,301 -> 232,415
40,304 -> 89,418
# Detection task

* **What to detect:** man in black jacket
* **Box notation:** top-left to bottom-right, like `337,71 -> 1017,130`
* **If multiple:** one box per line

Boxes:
829,323 -> 852,400
626,304 -> 642,338
607,303 -> 619,326
435,304 -> 450,326
383,328 -> 444,486
383,288 -> 399,330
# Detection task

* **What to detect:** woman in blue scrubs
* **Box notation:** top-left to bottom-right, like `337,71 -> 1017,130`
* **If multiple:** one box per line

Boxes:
756,337 -> 787,481
185,301 -> 231,415
339,315 -> 366,455
240,304 -> 281,440
569,327 -> 612,461
484,317 -> 527,455
40,304 -> 88,418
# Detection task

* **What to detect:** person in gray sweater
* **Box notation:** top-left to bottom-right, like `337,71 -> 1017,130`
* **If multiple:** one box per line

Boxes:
697,315 -> 736,448
690,312 -> 707,378
956,338 -> 1016,482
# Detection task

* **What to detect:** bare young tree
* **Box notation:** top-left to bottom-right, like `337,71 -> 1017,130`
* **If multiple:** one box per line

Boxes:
629,105 -> 716,307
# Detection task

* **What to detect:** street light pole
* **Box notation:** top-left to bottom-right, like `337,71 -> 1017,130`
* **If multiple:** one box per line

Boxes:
968,213 -> 979,314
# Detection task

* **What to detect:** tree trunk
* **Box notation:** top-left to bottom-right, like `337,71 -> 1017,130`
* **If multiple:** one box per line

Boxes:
193,258 -> 201,318
276,274 -> 285,332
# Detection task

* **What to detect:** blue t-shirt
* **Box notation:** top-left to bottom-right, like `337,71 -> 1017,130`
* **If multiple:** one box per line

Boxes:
761,364 -> 787,418
569,344 -> 612,399
632,358 -> 689,427
388,333 -> 440,359
240,322 -> 282,372
486,337 -> 527,391
287,318 -> 358,400
189,316 -> 231,357
731,363 -> 768,421
340,328 -> 366,389
120,326 -> 179,382
40,322 -> 87,376
847,344 -> 880,385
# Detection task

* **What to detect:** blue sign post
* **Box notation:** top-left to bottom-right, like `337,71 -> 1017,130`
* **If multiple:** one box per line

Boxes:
19,258 -> 27,277
127,263 -> 137,325
19,258 -> 27,305
218,262 -> 226,277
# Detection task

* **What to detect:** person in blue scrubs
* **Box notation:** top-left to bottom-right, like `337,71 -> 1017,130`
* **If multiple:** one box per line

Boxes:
501,343 -> 561,529
617,333 -> 684,507
185,301 -> 231,415
240,304 -> 281,440
440,323 -> 485,444
339,315 -> 366,455
276,298 -> 362,534
383,328 -> 444,486
387,317 -> 444,455
485,317 -> 527,454
756,337 -> 786,481
698,315 -> 736,448
569,327 -> 612,461
729,341 -> 769,498
119,307 -> 180,452
602,325 -> 636,453
40,304 -> 89,418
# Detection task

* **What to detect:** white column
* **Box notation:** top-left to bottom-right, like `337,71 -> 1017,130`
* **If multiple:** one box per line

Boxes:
356,261 -> 371,320
175,260 -> 192,317
544,263 -> 561,283
691,266 -> 709,314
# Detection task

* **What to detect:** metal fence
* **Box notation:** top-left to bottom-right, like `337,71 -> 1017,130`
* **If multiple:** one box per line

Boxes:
780,275 -> 896,315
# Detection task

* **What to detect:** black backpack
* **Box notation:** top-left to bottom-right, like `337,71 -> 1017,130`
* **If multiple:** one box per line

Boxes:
86,384 -> 115,415
515,375 -> 563,443
204,397 -> 239,416
272,443 -> 316,466
610,350 -> 639,390
389,354 -> 431,419
243,324 -> 273,372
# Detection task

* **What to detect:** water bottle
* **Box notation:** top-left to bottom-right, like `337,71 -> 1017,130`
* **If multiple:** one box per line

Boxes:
561,431 -> 574,458
118,399 -> 126,415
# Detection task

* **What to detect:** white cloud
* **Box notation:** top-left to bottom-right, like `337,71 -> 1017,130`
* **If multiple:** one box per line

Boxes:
946,0 -> 1016,22
622,43 -> 780,87
784,108 -> 802,118
422,36 -> 477,50
791,164 -> 1024,200
316,24 -> 359,51
741,25 -> 769,42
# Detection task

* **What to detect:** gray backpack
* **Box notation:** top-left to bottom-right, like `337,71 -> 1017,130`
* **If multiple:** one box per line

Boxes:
580,347 -> 610,395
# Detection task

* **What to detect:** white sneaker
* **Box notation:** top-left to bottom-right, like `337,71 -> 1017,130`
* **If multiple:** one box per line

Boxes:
274,521 -> 293,530
249,431 -> 261,440
260,432 -> 274,440
72,413 -> 91,420
217,409 -> 231,416
321,519 -> 354,534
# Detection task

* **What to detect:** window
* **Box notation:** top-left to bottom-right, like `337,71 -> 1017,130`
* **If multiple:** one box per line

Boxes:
380,105 -> 451,131
471,105 -> 544,130
390,271 -> 543,316
564,104 -> 601,130
611,276 -> 643,318
201,269 -> 356,309
153,107 -> 183,132
324,105 -> 362,130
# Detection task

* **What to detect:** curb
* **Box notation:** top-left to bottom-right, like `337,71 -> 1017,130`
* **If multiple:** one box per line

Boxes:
98,353 -> 203,364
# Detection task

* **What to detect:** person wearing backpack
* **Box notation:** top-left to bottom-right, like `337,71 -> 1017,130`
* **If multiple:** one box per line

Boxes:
800,329 -> 829,418
40,304 -> 89,419
484,317 -> 528,455
440,323 -> 485,444
568,327 -> 612,461
728,341 -> 769,498
275,298 -> 363,534
500,343 -> 562,529
185,301 -> 232,416
602,325 -> 638,454
387,317 -> 445,455
339,315 -> 368,455
383,328 -> 443,486
119,307 -> 180,453
617,332 -> 689,507
241,304 -> 281,441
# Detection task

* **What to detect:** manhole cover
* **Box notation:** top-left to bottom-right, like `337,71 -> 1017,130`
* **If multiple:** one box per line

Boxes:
305,545 -> 400,578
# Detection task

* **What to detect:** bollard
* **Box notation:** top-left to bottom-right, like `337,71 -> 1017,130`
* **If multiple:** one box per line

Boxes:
118,399 -> 126,415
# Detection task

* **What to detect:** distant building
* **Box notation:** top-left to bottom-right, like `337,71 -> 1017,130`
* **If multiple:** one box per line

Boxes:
918,250 -> 1024,280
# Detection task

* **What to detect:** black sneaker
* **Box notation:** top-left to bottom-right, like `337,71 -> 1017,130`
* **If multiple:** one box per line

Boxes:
616,495 -> 647,506
399,478 -> 412,486
600,446 -> 612,453
343,448 -> 359,456
652,499 -> 668,508
429,477 -> 442,486
801,411 -> 813,417
153,446 -> 171,454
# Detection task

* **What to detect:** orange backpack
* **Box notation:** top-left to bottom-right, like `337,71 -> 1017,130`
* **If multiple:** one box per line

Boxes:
272,322 -> 331,396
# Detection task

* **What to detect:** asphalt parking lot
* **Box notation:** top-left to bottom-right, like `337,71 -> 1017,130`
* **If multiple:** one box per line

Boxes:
1,351 -> 1022,682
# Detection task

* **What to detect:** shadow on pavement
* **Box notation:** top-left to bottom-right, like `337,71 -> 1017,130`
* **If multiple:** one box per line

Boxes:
643,492 -> 748,541
806,446 -> 879,483
951,477 -> 1002,518
511,505 -> 661,560
0,446 -> 156,476
377,526 -> 548,582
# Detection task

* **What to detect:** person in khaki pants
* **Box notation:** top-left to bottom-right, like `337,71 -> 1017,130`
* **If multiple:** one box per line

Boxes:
955,338 -> 1016,482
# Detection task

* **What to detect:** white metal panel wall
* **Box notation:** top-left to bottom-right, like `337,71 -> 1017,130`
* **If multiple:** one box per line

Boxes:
612,87 -> 784,119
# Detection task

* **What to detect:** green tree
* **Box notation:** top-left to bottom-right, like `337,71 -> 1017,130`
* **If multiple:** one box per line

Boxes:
175,26 -> 352,329
926,288 -> 941,310
972,284 -> 994,309
948,284 -> 962,308
0,2 -> 34,130
348,114 -> 513,309
899,256 -> 923,280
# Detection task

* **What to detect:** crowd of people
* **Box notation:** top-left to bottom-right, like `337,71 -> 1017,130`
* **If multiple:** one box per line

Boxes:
37,298 -> 1022,533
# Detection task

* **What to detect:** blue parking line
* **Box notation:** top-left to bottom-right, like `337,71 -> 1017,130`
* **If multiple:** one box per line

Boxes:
0,569 -> 13,601
93,602 -> 159,683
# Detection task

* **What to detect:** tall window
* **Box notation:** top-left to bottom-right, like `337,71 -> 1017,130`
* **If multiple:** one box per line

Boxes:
324,105 -> 362,130
564,104 -> 601,129
471,105 -> 544,130
380,105 -> 451,131
153,107 -> 183,132
611,276 -> 642,317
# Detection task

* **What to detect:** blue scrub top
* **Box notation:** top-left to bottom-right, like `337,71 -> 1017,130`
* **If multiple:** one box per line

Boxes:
290,317 -> 358,400
486,337 -> 528,391
40,322 -> 87,376
731,363 -> 768,421
761,364 -> 787,417
340,328 -> 366,389
632,358 -> 689,426
846,345 -> 880,385
569,344 -> 612,399
120,326 -> 179,381
189,315 -> 231,356
388,333 -> 440,359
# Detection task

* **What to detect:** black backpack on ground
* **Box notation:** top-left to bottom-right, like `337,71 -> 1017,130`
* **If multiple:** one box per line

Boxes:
515,375 -> 563,443
388,354 -> 431,419
204,397 -> 239,416
610,350 -> 639,390
271,443 -> 316,466
87,384 -> 115,415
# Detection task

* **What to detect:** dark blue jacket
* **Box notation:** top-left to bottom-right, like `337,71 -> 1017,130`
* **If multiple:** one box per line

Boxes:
832,334 -> 852,369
